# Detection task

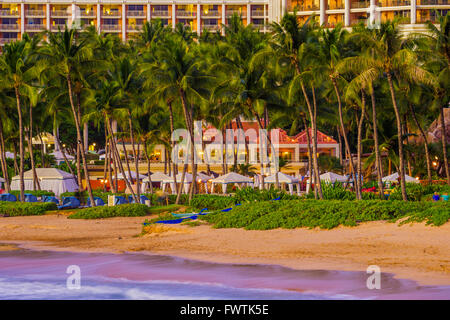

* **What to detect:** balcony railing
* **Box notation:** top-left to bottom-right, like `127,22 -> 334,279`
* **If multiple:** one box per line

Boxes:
202,24 -> 220,31
51,10 -> 70,17
202,10 -> 220,17
127,10 -> 145,17
102,11 -> 121,17
378,0 -> 411,6
327,3 -> 345,9
291,4 -> 320,11
0,38 -> 19,45
51,24 -> 67,31
253,23 -> 265,31
0,10 -> 20,17
226,10 -> 246,17
251,10 -> 265,17
80,10 -> 96,17
417,0 -> 447,4
151,10 -> 170,17
25,10 -> 46,17
102,24 -> 121,31
351,1 -> 370,8
25,24 -> 45,30
127,24 -> 143,31
0,24 -> 20,31
176,10 -> 196,17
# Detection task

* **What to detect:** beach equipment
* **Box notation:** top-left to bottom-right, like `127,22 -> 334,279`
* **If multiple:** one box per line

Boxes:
58,196 -> 80,209
114,196 -> 127,205
87,197 -> 105,207
382,172 -> 419,184
172,208 -> 209,218
10,168 -> 78,197
113,171 -> 147,181
49,151 -> 75,165
264,172 -> 300,195
161,173 -> 193,194
24,193 -> 38,202
319,172 -> 348,183
0,193 -> 17,202
42,195 -> 59,205
128,194 -> 150,204
154,215 -> 198,225
210,172 -> 253,194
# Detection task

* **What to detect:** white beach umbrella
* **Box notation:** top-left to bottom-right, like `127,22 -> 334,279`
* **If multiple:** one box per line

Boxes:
319,172 -> 348,183
382,172 -> 419,183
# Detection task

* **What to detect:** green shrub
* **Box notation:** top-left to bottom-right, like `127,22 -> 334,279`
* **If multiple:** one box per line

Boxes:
190,195 -> 236,210
234,187 -> 300,203
10,190 -> 55,197
0,202 -> 57,216
68,204 -> 150,219
199,200 -> 449,230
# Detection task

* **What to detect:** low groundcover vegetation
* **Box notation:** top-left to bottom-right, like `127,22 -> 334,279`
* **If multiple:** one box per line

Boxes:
0,202 -> 57,216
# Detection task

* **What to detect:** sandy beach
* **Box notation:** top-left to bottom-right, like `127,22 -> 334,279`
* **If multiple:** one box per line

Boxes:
0,213 -> 449,286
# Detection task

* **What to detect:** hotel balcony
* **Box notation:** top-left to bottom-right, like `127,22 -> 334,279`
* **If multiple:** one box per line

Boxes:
0,38 -> 19,45
226,10 -> 246,17
80,10 -> 96,18
176,10 -> 196,18
0,10 -> 20,17
291,4 -> 320,11
351,1 -> 370,8
25,24 -> 45,31
378,0 -> 411,6
102,11 -> 121,18
25,10 -> 46,18
417,0 -> 448,4
51,10 -> 70,18
101,24 -> 121,32
127,24 -> 143,32
127,10 -> 146,18
151,10 -> 170,18
0,24 -> 20,32
202,24 -> 220,32
251,10 -> 265,18
202,10 -> 220,18
51,24 -> 67,31
253,23 -> 265,31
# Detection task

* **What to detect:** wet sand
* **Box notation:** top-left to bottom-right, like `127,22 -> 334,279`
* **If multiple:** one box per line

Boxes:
0,213 -> 449,286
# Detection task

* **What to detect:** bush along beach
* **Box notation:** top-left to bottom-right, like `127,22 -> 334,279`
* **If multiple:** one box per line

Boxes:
68,204 -> 151,219
0,202 -> 57,217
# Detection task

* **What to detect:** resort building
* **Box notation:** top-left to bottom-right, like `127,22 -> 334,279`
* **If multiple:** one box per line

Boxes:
0,0 -> 447,46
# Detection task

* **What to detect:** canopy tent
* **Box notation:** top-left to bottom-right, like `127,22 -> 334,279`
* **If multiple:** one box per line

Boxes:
113,171 -> 147,181
142,172 -> 171,192
210,172 -> 253,194
264,172 -> 300,195
5,152 -> 14,159
161,173 -> 193,194
319,172 -> 348,183
382,172 -> 419,184
10,168 -> 78,196
49,151 -> 75,165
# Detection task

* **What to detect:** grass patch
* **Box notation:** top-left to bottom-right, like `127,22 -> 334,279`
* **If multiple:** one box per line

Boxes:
0,202 -> 57,217
68,204 -> 150,219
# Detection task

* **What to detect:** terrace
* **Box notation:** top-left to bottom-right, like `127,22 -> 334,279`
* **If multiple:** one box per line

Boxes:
0,9 -> 20,17
127,10 -> 146,18
378,0 -> 411,6
51,10 -> 70,18
25,24 -> 45,31
151,10 -> 170,17
0,24 -> 20,31
176,10 -> 196,18
102,24 -> 121,31
25,10 -> 46,17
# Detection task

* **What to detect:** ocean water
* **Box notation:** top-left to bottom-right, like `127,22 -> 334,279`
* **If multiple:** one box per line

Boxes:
0,247 -> 448,300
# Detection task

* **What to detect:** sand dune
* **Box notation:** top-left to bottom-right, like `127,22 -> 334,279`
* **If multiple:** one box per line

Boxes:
0,214 -> 449,286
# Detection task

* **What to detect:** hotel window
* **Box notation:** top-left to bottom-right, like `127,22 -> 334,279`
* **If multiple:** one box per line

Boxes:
417,9 -> 448,23
326,13 -> 344,27
327,0 -> 345,10
351,0 -> 370,8
27,18 -> 43,25
350,12 -> 369,25
381,10 -> 410,23
378,0 -> 411,6
417,0 -> 448,4
203,19 -> 218,26
289,0 -> 320,12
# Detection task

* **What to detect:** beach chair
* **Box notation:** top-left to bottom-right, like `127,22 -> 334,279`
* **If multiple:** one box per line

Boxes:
221,207 -> 232,212
42,196 -> 60,205
24,193 -> 38,203
0,193 -> 17,202
114,196 -> 127,205
58,196 -> 81,209
128,195 -> 149,204
87,197 -> 105,207
271,197 -> 281,201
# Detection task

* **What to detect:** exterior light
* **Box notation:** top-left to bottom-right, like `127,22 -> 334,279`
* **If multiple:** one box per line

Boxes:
432,161 -> 438,166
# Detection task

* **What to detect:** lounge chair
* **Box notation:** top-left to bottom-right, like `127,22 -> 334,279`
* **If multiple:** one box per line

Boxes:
154,216 -> 198,225
221,207 -> 232,212
271,196 -> 281,201
58,196 -> 81,209
24,193 -> 38,203
87,197 -> 105,207
0,193 -> 17,202
114,196 -> 127,205
128,195 -> 149,204
42,196 -> 59,205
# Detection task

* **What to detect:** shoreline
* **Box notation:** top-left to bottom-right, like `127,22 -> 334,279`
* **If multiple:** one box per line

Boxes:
0,214 -> 449,286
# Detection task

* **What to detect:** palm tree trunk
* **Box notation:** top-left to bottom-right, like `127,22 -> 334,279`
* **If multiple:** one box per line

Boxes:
332,79 -> 358,196
439,105 -> 449,184
409,103 -> 432,183
222,127 -> 227,175
143,139 -> 153,202
386,73 -> 407,200
311,85 -> 322,198
66,74 -> 95,206
302,115 -> 314,196
336,125 -> 343,166
356,92 -> 365,200
121,135 -> 137,202
107,137 -> 115,193
76,144 -> 82,189
168,102 -> 178,194
28,104 -> 40,191
0,119 -> 10,192
370,86 -> 384,198
14,86 -> 24,202
13,144 -> 18,175
175,164 -> 187,204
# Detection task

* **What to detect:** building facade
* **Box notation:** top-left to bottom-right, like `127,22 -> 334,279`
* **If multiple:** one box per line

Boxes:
0,0 -> 447,45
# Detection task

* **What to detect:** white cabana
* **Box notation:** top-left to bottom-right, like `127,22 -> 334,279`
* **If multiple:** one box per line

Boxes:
50,151 -> 75,165
382,172 -> 419,183
142,172 -> 171,191
10,168 -> 78,196
5,152 -> 14,159
161,173 -> 193,194
210,172 -> 253,194
264,172 -> 300,195
113,171 -> 147,181
319,172 -> 348,183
